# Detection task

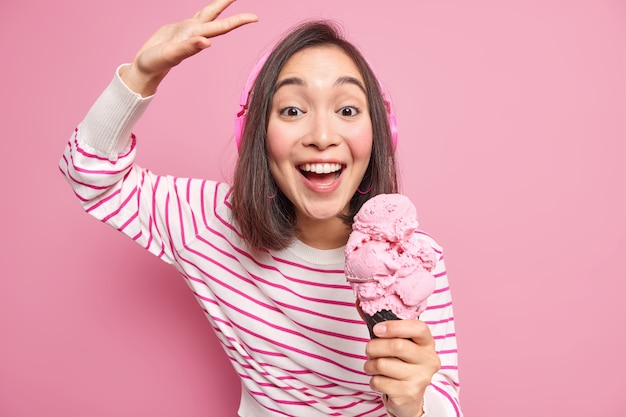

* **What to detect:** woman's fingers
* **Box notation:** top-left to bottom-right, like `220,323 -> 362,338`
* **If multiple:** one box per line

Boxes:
363,320 -> 440,413
372,319 -> 436,349
366,339 -> 424,372
196,12 -> 259,39
192,0 -> 259,30
193,0 -> 237,22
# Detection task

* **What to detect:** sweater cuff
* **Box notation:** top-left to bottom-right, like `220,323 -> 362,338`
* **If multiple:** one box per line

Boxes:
78,64 -> 154,161
422,384 -> 460,417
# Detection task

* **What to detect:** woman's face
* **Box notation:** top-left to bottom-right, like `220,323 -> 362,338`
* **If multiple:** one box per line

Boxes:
266,45 -> 373,226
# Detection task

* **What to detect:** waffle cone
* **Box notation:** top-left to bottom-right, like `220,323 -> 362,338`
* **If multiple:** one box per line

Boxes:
363,309 -> 399,339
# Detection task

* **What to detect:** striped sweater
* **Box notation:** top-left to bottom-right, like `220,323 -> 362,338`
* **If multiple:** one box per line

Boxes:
59,69 -> 462,417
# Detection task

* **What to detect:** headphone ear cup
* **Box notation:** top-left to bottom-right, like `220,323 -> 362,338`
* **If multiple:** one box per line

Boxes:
235,52 -> 271,151
378,81 -> 398,149
388,112 -> 398,149
234,112 -> 245,149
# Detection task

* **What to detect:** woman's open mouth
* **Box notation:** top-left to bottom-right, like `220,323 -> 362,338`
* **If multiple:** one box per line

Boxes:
298,163 -> 343,187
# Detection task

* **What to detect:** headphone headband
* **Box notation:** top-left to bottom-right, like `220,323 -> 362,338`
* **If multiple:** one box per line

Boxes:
235,52 -> 398,151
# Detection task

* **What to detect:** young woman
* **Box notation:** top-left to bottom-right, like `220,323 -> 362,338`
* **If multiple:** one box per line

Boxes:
59,1 -> 461,416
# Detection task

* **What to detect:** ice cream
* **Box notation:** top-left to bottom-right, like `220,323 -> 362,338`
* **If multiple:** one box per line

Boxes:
345,193 -> 437,338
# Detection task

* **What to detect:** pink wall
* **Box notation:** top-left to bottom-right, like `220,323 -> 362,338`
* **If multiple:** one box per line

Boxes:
2,0 -> 625,415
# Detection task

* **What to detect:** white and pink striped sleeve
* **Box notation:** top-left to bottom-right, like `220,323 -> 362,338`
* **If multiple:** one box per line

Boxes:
59,66 -> 203,266
416,233 -> 463,417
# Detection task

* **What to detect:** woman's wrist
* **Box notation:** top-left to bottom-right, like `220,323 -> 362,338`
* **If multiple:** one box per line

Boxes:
386,399 -> 425,417
118,63 -> 167,98
415,399 -> 426,417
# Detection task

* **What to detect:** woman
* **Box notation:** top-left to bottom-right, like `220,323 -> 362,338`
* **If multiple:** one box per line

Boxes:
59,1 -> 461,416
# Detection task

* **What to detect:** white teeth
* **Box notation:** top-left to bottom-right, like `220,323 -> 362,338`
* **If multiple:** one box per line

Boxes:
300,163 -> 342,174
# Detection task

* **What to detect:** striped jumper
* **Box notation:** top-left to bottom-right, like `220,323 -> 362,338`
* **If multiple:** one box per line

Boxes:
59,69 -> 462,417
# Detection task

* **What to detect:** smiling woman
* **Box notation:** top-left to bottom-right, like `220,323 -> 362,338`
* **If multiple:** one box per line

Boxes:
57,1 -> 461,416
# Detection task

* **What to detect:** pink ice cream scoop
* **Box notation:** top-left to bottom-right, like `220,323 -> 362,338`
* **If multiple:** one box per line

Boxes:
345,194 -> 437,338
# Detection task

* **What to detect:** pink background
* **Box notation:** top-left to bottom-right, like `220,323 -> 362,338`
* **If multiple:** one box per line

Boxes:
1,0 -> 625,415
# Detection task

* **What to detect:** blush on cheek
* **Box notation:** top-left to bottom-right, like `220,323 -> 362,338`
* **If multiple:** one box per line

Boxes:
266,127 -> 292,162
347,125 -> 373,160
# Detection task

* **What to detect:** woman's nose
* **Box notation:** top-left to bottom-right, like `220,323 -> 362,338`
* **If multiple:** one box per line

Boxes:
302,111 -> 340,149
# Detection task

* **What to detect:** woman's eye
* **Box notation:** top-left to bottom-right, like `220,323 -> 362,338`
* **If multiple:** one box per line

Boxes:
339,106 -> 359,117
280,107 -> 303,117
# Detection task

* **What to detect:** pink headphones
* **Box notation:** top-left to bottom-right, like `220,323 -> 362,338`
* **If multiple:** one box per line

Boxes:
234,52 -> 398,151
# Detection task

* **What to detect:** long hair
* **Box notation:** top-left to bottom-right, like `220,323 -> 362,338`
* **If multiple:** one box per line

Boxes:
231,20 -> 398,250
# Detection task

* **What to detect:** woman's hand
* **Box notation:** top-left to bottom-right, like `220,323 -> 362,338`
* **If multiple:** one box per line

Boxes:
120,0 -> 258,96
364,319 -> 441,417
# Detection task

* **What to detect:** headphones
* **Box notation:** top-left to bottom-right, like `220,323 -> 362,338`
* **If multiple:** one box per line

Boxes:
234,51 -> 398,151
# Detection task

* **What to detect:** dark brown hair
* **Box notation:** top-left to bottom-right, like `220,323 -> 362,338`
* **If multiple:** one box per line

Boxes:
231,20 -> 398,250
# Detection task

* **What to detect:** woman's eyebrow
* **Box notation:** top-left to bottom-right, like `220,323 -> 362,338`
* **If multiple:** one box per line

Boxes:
334,76 -> 366,94
274,77 -> 306,92
274,76 -> 366,94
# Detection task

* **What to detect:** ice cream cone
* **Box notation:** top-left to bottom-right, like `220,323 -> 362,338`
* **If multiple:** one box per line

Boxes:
363,309 -> 399,339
